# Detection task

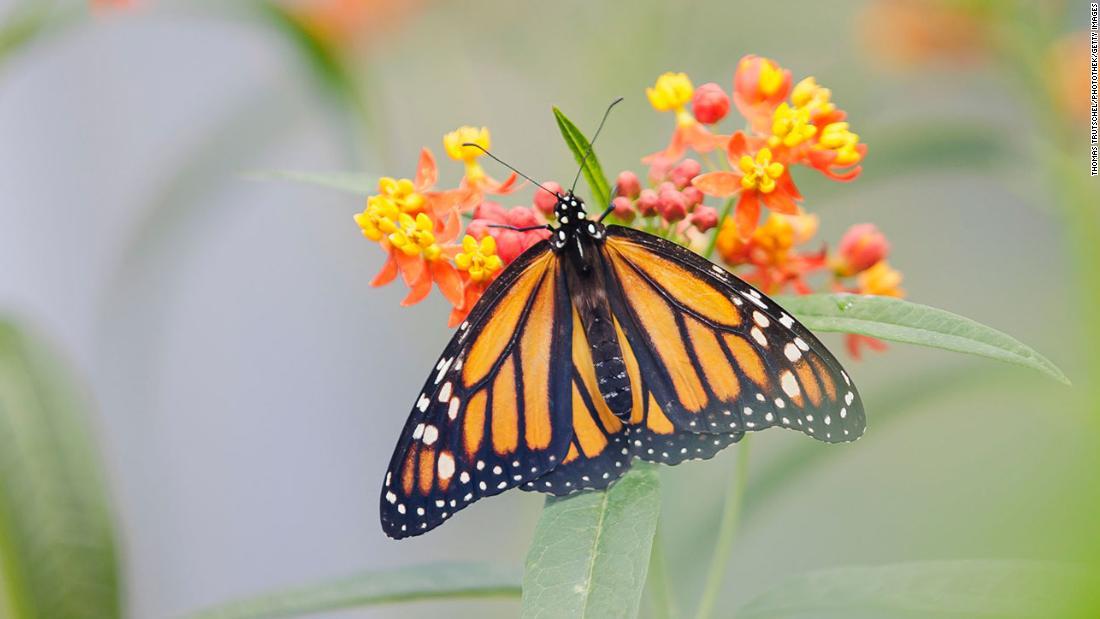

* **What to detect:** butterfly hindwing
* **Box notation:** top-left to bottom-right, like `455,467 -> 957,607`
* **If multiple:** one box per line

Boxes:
601,225 -> 866,444
380,242 -> 574,538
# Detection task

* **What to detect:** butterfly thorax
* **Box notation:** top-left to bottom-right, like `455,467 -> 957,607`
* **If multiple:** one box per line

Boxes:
550,192 -> 606,263
552,192 -> 631,419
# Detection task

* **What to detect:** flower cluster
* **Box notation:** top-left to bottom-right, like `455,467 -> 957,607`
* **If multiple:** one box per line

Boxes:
355,55 -> 904,360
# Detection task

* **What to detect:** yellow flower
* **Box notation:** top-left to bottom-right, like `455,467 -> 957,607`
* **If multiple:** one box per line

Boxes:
377,176 -> 425,213
354,194 -> 401,241
769,102 -> 817,148
646,72 -> 695,125
738,148 -> 785,193
859,260 -> 905,297
790,76 -> 836,118
388,212 -> 442,260
817,122 -> 863,166
454,234 -> 503,283
443,126 -> 490,163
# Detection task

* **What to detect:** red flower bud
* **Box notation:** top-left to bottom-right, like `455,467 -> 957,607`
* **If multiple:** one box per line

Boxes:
690,205 -> 719,232
637,188 -> 659,216
681,186 -> 704,209
505,205 -> 540,228
670,159 -> 702,188
611,196 -> 636,222
615,171 -> 641,199
658,189 -> 687,222
692,82 -> 730,124
533,181 -> 563,215
835,223 -> 890,276
656,180 -> 677,195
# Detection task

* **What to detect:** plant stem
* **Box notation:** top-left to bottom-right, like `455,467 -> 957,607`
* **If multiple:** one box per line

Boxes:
693,437 -> 751,619
647,525 -> 678,619
703,197 -> 735,260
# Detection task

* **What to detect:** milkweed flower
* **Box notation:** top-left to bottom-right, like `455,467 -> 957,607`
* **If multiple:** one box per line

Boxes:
443,126 -> 519,195
733,55 -> 793,133
643,73 -> 729,177
466,203 -> 550,265
716,212 -> 824,294
833,223 -> 890,276
447,234 -> 505,326
354,149 -> 472,307
692,133 -> 803,238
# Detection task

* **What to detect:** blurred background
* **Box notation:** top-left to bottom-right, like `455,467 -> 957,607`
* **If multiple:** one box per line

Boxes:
1,0 -> 1098,617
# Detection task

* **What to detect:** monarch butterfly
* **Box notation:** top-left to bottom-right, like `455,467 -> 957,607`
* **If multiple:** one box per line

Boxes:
380,104 -> 865,539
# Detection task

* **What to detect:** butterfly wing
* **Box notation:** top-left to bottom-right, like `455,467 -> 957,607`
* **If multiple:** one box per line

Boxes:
520,272 -> 744,497
600,225 -> 865,444
380,242 -> 574,539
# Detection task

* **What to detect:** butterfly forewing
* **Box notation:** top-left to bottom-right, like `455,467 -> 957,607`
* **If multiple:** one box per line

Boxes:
379,242 -> 574,539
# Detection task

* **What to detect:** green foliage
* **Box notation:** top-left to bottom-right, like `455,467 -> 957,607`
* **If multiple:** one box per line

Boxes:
553,107 -> 613,210
248,170 -> 379,195
776,294 -> 1069,385
183,562 -> 521,619
0,319 -> 121,619
735,560 -> 1100,619
521,464 -> 661,619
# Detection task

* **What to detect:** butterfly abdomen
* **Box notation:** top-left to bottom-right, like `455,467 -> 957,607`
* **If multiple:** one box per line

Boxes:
586,309 -> 632,419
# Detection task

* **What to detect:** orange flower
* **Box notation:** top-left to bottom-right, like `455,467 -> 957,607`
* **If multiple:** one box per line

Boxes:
354,149 -> 473,307
1047,32 -> 1093,121
642,73 -> 729,177
279,0 -> 423,51
443,126 -> 519,195
857,0 -> 991,69
833,223 -> 890,276
733,55 -> 793,133
858,260 -> 905,297
692,132 -> 803,238
716,212 -> 824,294
447,234 -> 506,327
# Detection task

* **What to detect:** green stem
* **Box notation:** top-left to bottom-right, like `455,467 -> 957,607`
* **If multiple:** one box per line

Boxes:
703,197 -> 736,260
647,525 -> 678,619
693,437 -> 751,619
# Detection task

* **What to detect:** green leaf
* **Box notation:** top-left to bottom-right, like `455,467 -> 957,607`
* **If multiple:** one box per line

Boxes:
553,107 -> 613,210
0,319 -> 121,619
182,562 -> 521,619
521,463 -> 661,619
247,169 -> 379,195
735,560 -> 1100,619
774,294 -> 1069,385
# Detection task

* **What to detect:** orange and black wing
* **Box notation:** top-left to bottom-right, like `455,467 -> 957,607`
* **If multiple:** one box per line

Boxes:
520,292 -> 744,497
601,225 -> 865,444
380,242 -> 574,538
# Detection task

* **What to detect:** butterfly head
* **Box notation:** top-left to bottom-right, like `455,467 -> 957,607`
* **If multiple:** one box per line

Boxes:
551,191 -> 605,251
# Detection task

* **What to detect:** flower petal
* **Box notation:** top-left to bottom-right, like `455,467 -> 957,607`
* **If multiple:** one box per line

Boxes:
431,260 -> 465,306
401,268 -> 432,306
692,171 -> 743,197
735,191 -> 761,240
762,188 -> 799,214
370,253 -> 399,287
414,148 -> 437,191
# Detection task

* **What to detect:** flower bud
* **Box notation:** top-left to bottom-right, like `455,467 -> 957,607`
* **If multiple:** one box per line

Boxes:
658,189 -> 687,222
692,82 -> 730,124
506,205 -> 541,228
615,171 -> 641,199
637,189 -> 660,217
835,223 -> 889,276
533,181 -> 563,215
611,196 -> 636,223
669,159 -> 702,188
681,186 -> 704,209
690,205 -> 719,232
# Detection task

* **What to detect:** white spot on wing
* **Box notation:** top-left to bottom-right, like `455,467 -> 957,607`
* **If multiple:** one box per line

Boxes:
779,313 -> 794,329
750,327 -> 767,347
753,311 -> 770,328
437,381 -> 453,402
448,397 -> 461,420
784,342 -> 802,362
422,425 -> 439,446
437,452 -> 455,480
780,371 -> 800,398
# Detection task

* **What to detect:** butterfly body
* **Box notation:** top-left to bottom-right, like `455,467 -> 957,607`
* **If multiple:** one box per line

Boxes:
380,190 -> 865,539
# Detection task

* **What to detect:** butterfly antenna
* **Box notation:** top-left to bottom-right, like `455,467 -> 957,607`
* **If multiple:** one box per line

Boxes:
460,143 -> 559,199
570,97 -> 624,193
